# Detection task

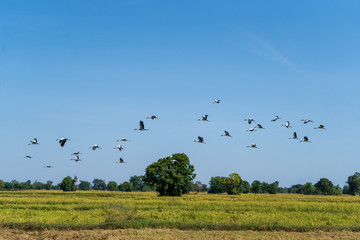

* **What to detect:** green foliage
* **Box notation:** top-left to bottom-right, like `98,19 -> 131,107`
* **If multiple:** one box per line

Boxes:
223,173 -> 242,195
208,176 -> 226,193
241,180 -> 251,193
129,175 -> 147,191
267,181 -> 280,194
289,184 -> 304,194
303,182 -> 317,195
143,153 -> 196,196
120,181 -> 133,192
92,179 -> 106,190
78,181 -> 91,190
107,181 -> 118,191
347,172 -> 360,196
315,178 -> 334,195
0,179 -> 5,190
343,185 -> 350,195
60,177 -> 75,192
333,185 -> 343,195
251,180 -> 262,194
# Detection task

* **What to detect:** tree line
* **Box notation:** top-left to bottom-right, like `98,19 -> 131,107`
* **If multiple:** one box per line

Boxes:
2,153 -> 360,196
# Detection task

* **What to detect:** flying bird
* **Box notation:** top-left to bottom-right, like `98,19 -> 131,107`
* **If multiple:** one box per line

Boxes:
56,138 -> 70,147
117,138 -> 129,142
116,158 -> 125,163
290,132 -> 299,140
24,156 -> 32,159
244,118 -> 256,124
90,144 -> 101,151
221,130 -> 232,137
71,155 -> 82,162
146,115 -> 159,120
256,124 -> 265,129
282,121 -> 292,128
300,136 -> 312,143
113,144 -> 124,151
28,138 -> 39,146
246,128 -> 256,132
43,165 -> 53,168
213,98 -> 221,104
71,152 -> 81,155
301,119 -> 314,124
134,120 -> 149,131
314,124 -> 327,130
194,136 -> 206,144
198,115 -> 209,121
271,116 -> 280,122
247,143 -> 259,149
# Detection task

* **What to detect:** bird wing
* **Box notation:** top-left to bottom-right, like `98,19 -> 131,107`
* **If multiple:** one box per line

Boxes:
140,121 -> 144,130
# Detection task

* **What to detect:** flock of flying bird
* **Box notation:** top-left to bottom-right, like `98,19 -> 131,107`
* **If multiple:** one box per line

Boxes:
25,98 -> 327,168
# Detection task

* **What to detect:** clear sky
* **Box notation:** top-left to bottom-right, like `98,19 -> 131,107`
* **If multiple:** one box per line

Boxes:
1,1 -> 360,187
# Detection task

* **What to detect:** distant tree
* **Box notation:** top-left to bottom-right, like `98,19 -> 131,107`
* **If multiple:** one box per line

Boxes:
129,175 -> 145,191
261,182 -> 269,193
242,180 -> 251,193
92,179 -> 106,190
143,153 -> 196,196
302,182 -> 317,195
45,181 -> 53,190
32,181 -> 44,190
21,180 -> 32,190
267,181 -> 280,194
53,183 -> 61,190
251,180 -> 262,194
0,179 -> 5,190
347,172 -> 360,196
224,173 -> 242,195
208,176 -> 226,193
78,181 -> 91,190
333,185 -> 343,195
120,181 -> 133,192
314,178 -> 334,195
343,185 -> 350,195
60,176 -> 75,192
107,181 -> 118,191
289,184 -> 303,194
193,181 -> 207,193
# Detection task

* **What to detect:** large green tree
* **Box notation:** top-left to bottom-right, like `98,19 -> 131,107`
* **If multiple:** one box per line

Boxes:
143,153 -> 196,196
208,176 -> 226,193
251,180 -> 262,194
314,178 -> 334,195
223,173 -> 242,195
347,172 -> 360,196
60,176 -> 75,191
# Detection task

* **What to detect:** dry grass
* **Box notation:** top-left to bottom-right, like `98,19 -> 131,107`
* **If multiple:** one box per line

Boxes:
0,229 -> 360,240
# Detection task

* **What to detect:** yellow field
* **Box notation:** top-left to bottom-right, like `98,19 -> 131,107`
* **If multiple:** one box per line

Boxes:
0,191 -> 359,232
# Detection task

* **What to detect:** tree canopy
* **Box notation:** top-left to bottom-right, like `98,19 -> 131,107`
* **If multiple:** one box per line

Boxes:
143,153 -> 196,196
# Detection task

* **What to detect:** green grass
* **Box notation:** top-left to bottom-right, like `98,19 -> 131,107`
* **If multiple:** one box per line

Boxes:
0,191 -> 360,231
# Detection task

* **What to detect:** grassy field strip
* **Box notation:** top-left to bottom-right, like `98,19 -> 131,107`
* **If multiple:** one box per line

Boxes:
1,229 -> 360,240
0,191 -> 360,231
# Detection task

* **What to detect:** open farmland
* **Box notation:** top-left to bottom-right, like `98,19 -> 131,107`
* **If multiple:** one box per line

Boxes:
0,191 -> 360,232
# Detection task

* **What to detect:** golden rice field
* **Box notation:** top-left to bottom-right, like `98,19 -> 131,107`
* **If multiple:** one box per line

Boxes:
0,191 -> 360,232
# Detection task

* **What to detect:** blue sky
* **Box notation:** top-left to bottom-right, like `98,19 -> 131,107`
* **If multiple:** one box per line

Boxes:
1,1 -> 360,187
